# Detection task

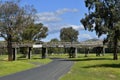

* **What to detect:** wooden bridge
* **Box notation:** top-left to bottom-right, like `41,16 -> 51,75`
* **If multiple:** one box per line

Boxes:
0,40 -> 104,48
0,40 -> 119,60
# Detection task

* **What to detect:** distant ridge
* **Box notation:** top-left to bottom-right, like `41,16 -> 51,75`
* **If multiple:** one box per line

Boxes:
83,39 -> 103,42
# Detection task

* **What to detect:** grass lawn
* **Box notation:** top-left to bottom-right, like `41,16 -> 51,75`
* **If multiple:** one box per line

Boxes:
0,54 -> 52,77
60,53 -> 120,80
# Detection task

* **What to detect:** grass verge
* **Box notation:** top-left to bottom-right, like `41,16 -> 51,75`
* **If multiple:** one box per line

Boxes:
60,54 -> 120,80
0,54 -> 52,77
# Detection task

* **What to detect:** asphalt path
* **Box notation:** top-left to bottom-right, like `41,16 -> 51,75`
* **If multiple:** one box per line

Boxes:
0,58 -> 73,80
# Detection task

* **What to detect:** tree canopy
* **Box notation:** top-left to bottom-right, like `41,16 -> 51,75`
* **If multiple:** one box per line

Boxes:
20,23 -> 48,42
60,27 -> 79,42
0,0 -> 36,61
50,38 -> 59,42
81,0 -> 120,60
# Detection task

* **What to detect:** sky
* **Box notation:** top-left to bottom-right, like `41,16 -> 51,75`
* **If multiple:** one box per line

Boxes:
0,0 -> 106,42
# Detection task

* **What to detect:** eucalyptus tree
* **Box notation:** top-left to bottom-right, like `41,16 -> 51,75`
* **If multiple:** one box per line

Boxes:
81,0 -> 120,60
0,0 -> 36,61
50,38 -> 59,42
18,23 -> 48,58
20,23 -> 48,42
60,27 -> 79,42
60,27 -> 79,58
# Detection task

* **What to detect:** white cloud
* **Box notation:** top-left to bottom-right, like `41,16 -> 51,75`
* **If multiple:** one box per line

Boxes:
56,8 -> 78,15
36,8 -> 79,23
45,24 -> 84,35
44,24 -> 61,33
35,12 -> 61,23
81,34 -> 93,39
38,16 -> 61,23
37,12 -> 55,17
79,33 -> 94,41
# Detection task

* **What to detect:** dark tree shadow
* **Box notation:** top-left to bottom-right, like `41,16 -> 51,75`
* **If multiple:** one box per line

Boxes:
32,58 -> 41,59
61,58 -> 112,62
17,58 -> 28,60
83,64 -> 120,68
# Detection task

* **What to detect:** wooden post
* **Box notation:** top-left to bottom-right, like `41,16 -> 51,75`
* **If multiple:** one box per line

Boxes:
87,48 -> 90,54
75,47 -> 78,58
70,47 -> 76,58
84,48 -> 87,57
102,47 -> 105,56
45,47 -> 48,58
64,48 -> 66,54
69,47 -> 72,58
42,47 -> 47,59
85,48 -> 89,57
13,48 -> 17,61
28,47 -> 32,59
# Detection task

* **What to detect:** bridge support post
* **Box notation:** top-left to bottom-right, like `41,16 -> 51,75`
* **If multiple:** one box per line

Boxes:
84,48 -> 89,57
46,47 -> 48,57
75,48 -> 78,58
69,47 -> 72,58
102,47 -> 105,56
27,47 -> 32,59
42,47 -> 48,59
69,47 -> 76,58
12,48 -> 17,60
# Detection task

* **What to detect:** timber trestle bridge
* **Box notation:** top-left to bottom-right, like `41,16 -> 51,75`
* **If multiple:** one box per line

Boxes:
0,41 -> 104,48
0,41 -> 113,60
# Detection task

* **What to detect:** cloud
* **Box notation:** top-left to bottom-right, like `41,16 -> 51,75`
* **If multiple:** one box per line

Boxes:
81,34 -> 93,39
45,24 -> 84,34
79,33 -> 107,41
38,15 -> 61,23
56,8 -> 78,15
79,33 -> 97,41
36,8 -> 79,23
35,12 -> 61,23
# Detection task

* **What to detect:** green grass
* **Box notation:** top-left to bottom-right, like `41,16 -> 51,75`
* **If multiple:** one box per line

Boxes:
1,53 -> 120,80
0,61 -> 35,76
60,54 -> 120,80
0,54 -> 52,77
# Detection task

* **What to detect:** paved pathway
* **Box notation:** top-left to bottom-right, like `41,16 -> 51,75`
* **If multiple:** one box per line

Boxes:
0,58 -> 73,80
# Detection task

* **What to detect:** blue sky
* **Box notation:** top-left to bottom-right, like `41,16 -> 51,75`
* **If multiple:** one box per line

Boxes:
0,0 -> 106,42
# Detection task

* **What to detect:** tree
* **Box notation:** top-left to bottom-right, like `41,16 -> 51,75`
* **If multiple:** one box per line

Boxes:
20,23 -> 48,42
60,27 -> 79,42
19,23 -> 48,58
0,0 -> 36,61
60,27 -> 79,58
50,38 -> 59,42
81,0 -> 120,60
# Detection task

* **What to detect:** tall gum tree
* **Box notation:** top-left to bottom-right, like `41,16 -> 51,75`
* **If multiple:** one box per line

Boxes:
20,23 -> 48,42
60,27 -> 79,58
81,0 -> 120,60
0,0 -> 36,61
60,27 -> 79,42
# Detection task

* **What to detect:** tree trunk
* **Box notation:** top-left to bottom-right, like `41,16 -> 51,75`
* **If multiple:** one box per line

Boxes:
113,32 -> 118,60
13,48 -> 17,61
28,47 -> 32,59
42,47 -> 46,59
7,34 -> 13,61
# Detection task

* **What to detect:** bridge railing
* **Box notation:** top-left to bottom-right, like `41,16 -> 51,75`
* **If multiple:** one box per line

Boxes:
0,42 -> 34,48
1,41 -> 119,48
